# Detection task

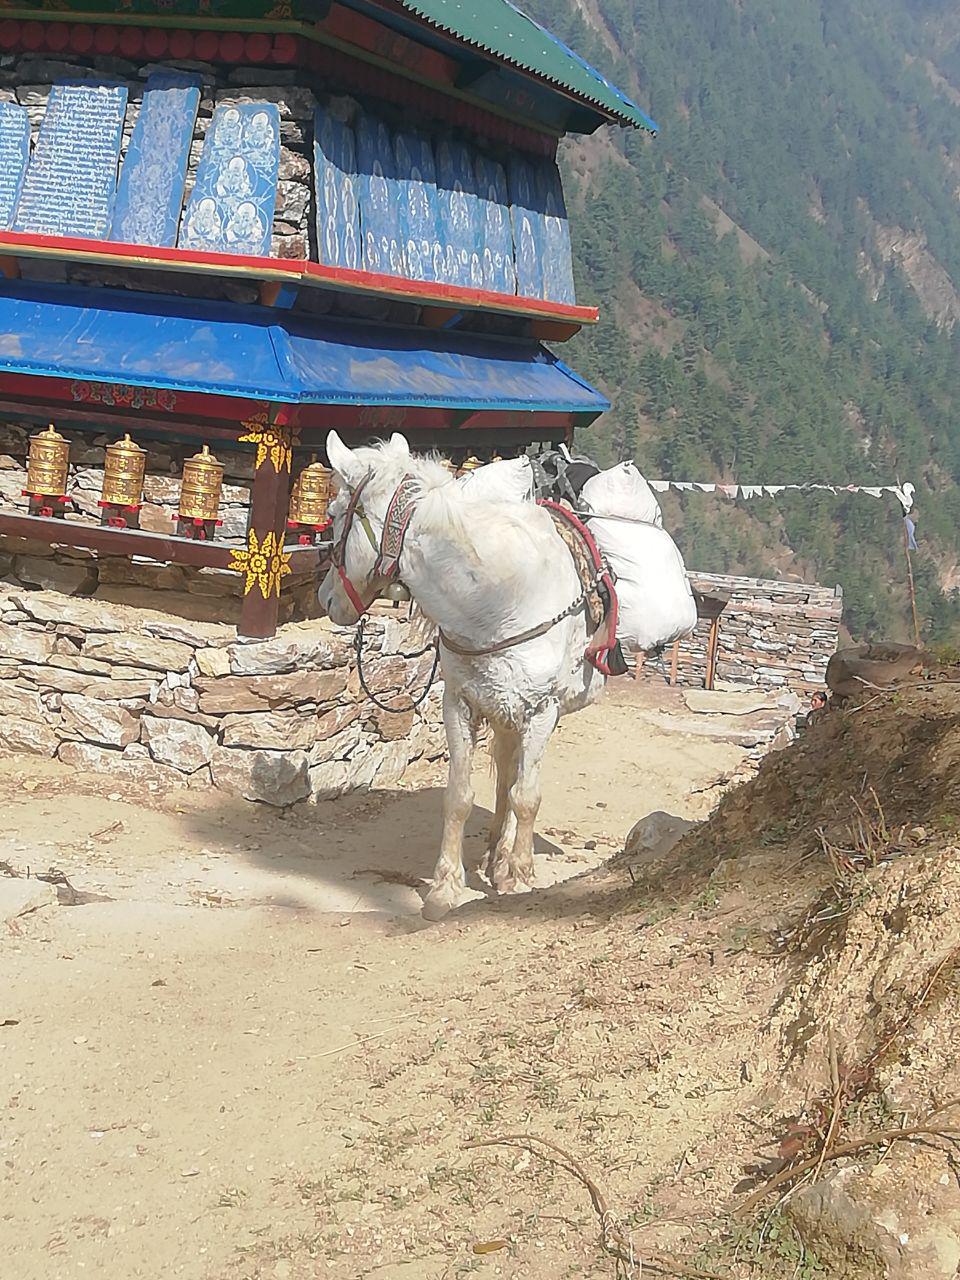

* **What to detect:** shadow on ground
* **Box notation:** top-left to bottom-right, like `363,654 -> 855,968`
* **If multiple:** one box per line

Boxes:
171,784 -> 627,926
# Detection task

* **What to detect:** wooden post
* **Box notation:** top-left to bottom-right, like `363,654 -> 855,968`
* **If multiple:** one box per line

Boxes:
235,408 -> 297,641
669,638 -> 680,686
902,517 -> 922,648
705,617 -> 721,691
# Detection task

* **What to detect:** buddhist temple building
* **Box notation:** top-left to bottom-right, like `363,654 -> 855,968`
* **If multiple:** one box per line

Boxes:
0,0 -> 656,640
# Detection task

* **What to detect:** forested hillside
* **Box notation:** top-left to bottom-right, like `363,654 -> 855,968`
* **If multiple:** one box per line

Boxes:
523,0 -> 960,641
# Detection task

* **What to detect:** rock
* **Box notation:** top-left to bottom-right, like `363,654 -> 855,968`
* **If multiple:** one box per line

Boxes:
0,622 -> 56,662
220,710 -> 317,750
0,684 -> 46,720
142,716 -> 215,773
17,665 -> 93,694
308,719 -> 363,766
58,741 -> 187,788
226,624 -> 350,676
373,739 -> 413,786
682,689 -> 774,716
210,747 -> 311,807
278,145 -> 311,181
0,715 -> 57,756
788,1165 -> 960,1280
12,591 -> 129,632
0,878 -> 57,924
195,647 -> 232,678
252,669 -> 349,704
371,707 -> 415,741
220,84 -> 317,119
314,703 -> 361,742
12,555 -> 96,594
624,811 -> 696,862
196,670 -> 348,714
309,750 -> 379,800
83,633 -> 194,672
143,619 -> 232,648
59,693 -> 140,748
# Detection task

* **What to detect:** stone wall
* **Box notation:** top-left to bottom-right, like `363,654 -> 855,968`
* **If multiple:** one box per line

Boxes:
661,572 -> 843,694
0,586 -> 445,804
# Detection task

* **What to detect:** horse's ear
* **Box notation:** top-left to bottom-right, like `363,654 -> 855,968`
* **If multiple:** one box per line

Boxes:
326,430 -> 361,485
389,432 -> 411,459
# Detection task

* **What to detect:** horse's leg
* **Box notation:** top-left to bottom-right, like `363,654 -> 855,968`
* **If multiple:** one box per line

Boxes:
492,703 -> 559,894
484,726 -> 518,883
422,691 -> 478,921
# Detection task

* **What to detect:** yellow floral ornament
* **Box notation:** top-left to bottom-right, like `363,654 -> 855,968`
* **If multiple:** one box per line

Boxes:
238,412 -> 298,473
229,529 -> 291,599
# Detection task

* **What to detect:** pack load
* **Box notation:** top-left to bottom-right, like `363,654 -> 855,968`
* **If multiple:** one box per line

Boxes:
579,461 -> 662,527
456,457 -> 535,504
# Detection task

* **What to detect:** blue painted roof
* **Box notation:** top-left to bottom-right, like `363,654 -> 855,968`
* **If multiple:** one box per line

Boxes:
0,282 -> 609,415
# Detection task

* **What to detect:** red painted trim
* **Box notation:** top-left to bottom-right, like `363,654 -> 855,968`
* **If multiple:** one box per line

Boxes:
0,230 -> 598,327
0,377 -> 589,441
322,2 -> 456,87
0,15 -> 555,155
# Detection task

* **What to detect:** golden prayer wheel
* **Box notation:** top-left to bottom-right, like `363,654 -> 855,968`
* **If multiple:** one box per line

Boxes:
101,433 -> 146,507
26,423 -> 69,497
289,460 -> 332,526
178,444 -> 224,521
457,455 -> 481,477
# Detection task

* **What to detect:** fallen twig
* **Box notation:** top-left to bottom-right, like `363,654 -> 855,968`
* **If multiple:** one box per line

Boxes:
465,1132 -> 722,1279
738,1122 -> 960,1214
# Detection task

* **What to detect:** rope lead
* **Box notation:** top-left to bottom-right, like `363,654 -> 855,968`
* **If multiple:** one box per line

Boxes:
353,615 -> 441,714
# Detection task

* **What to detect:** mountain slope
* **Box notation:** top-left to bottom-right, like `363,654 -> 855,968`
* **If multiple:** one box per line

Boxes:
524,0 -> 960,641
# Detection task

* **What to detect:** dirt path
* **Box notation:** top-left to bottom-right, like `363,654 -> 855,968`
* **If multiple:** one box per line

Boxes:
2,684 -> 752,1280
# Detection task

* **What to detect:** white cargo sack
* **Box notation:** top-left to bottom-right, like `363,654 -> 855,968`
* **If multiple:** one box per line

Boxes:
591,518 -> 697,653
580,461 -> 662,527
456,457 -> 535,504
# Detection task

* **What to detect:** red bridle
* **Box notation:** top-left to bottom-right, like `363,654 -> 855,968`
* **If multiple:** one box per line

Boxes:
331,472 -> 419,619
331,473 -> 380,618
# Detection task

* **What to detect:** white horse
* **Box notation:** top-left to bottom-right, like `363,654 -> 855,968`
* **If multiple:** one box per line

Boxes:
317,430 -> 606,921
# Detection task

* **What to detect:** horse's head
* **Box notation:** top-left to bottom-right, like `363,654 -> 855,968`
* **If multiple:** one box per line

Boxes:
317,429 -> 413,625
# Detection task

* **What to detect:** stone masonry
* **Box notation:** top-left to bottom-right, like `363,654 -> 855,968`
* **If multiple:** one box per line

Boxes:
0,586 -> 445,805
661,572 -> 843,695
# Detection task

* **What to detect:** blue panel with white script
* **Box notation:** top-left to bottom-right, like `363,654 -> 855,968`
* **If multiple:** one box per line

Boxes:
536,159 -> 576,305
395,131 -> 444,284
0,101 -> 29,230
507,155 -> 545,300
356,114 -> 405,276
111,71 -> 201,248
14,82 -> 128,239
178,102 -> 279,257
436,139 -> 482,289
475,153 -> 515,296
313,108 -> 360,271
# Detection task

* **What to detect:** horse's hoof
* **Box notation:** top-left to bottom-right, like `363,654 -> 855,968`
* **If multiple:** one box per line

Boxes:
421,884 -> 461,921
492,873 -> 534,896
421,898 -> 450,922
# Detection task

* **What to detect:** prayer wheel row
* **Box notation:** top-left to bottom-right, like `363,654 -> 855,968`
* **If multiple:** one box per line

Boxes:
25,425 -> 334,537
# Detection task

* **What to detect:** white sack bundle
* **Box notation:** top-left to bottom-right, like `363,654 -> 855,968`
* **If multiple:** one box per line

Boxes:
580,461 -> 662,527
591,518 -> 697,652
455,457 -> 535,504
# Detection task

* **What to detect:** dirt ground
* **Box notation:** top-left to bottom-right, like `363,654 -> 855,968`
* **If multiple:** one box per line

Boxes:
6,679 -> 960,1280
2,680 -> 749,1280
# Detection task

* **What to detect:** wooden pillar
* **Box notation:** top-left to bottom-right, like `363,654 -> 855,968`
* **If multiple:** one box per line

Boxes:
669,638 -> 680,686
705,617 -> 721,691
234,408 -> 298,641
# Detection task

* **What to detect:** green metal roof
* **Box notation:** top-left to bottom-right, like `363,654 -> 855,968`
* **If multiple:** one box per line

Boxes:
393,0 -> 657,132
